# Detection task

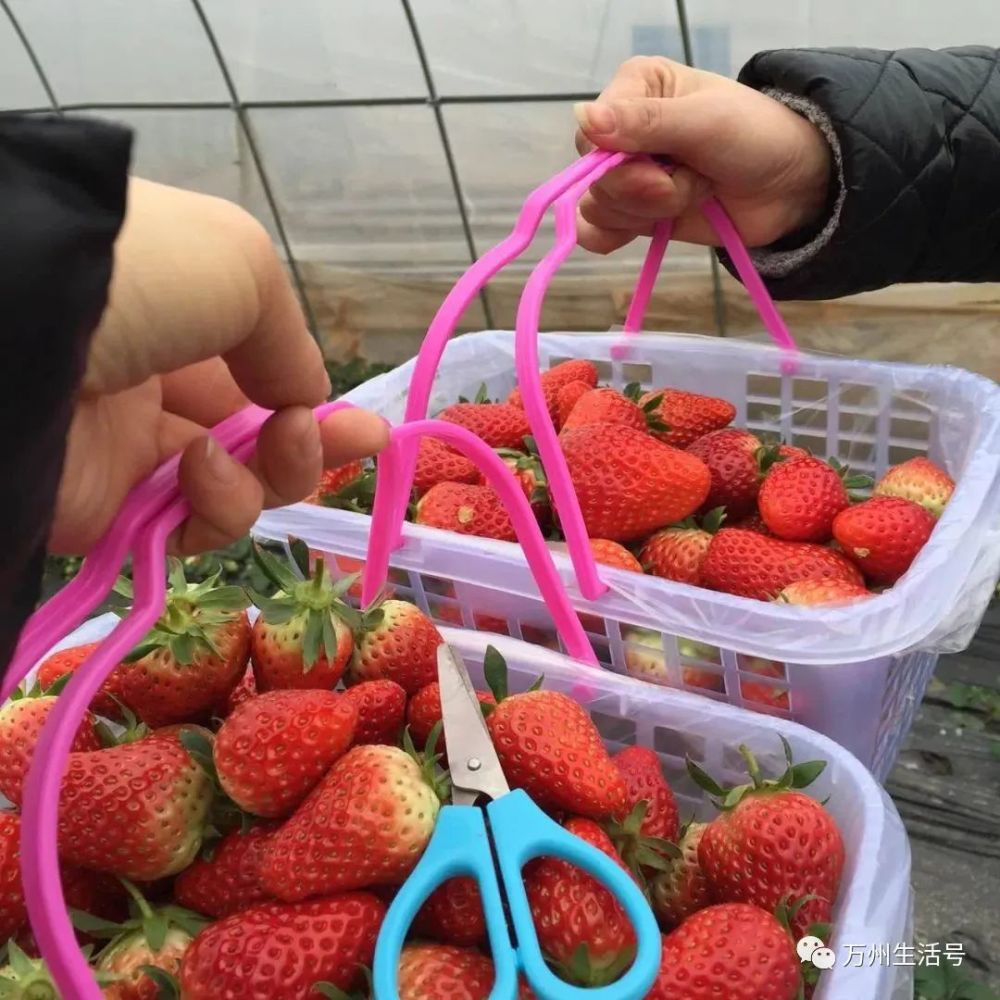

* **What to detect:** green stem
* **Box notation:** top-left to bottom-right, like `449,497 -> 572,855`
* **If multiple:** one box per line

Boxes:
738,744 -> 764,790
118,878 -> 154,921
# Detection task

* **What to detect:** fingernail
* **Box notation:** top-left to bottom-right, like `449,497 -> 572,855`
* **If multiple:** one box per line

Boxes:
574,101 -> 616,135
203,437 -> 240,486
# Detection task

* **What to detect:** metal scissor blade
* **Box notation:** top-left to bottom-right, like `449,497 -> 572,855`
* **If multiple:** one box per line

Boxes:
437,644 -> 509,806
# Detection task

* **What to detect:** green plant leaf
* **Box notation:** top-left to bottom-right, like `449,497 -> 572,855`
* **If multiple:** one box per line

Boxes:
789,760 -> 827,789
320,611 -> 339,663
289,538 -> 312,579
69,909 -> 125,938
144,912 -> 169,953
685,759 -> 726,799
251,542 -> 300,594
483,646 -> 508,703
302,609 -> 324,671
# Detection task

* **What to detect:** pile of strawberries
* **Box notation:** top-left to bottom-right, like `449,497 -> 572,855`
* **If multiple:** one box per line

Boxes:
0,543 -> 846,998
314,359 -> 956,610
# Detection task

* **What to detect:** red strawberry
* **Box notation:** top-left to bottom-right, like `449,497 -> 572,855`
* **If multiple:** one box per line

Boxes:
556,379 -> 593,428
732,511 -> 772,535
650,821 -> 712,929
213,690 -> 358,817
587,538 -> 643,573
832,495 -> 935,584
689,743 -> 845,940
413,877 -> 487,947
36,641 -> 128,720
560,424 -> 711,542
249,547 -> 355,692
398,942 -> 533,1000
414,437 -> 480,497
305,459 -> 365,505
58,734 -> 213,880
407,681 -> 496,756
875,455 -> 955,517
174,824 -> 276,918
737,656 -> 791,711
508,359 -> 599,421
439,401 -> 531,450
179,894 -> 385,999
701,527 -> 865,600
489,449 -> 550,527
525,817 -> 636,986
216,664 -> 256,718
640,507 -> 725,586
259,743 -> 443,900
778,578 -> 873,606
347,599 -> 442,694
647,903 -> 800,1000
611,746 -> 679,844
561,387 -> 649,434
341,679 -> 407,745
0,812 -> 26,940
118,562 -> 251,728
639,388 -> 736,449
686,428 -> 763,518
0,690 -> 101,807
415,482 -> 517,542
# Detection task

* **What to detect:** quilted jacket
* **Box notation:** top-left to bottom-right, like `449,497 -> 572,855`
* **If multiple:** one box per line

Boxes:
730,46 -> 1000,300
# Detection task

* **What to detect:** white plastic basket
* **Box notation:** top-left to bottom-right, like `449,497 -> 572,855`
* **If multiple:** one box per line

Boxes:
29,613 -> 913,1000
255,330 -> 1000,780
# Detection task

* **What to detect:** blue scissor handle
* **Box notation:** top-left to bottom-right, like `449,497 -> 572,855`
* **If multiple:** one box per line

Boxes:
373,805 -> 520,999
488,789 -> 662,1000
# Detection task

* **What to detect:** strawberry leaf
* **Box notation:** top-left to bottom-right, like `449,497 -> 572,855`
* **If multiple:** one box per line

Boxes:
251,542 -> 301,594
139,966 -> 180,1000
246,590 -> 296,626
483,646 -> 508,703
320,610 -> 339,664
70,909 -> 125,937
144,911 -> 169,952
113,576 -> 135,601
302,610 -> 324,672
685,758 -> 726,799
526,674 -> 544,693
289,538 -> 312,579
40,671 -> 73,697
166,558 -> 189,596
789,760 -> 827,788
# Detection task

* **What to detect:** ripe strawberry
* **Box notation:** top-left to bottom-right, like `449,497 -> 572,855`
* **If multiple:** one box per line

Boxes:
346,599 -> 442,694
620,630 -> 724,693
259,743 -> 443,900
556,379 -> 593,428
58,734 -> 213,880
179,894 -> 385,999
640,507 -> 725,585
0,688 -> 101,807
407,681 -> 495,756
414,436 -> 480,497
560,424 -> 711,542
701,527 -> 865,600
611,746 -> 679,846
508,358 -> 599,421
689,741 -> 845,940
415,482 -> 517,542
686,428 -> 763,518
483,648 -> 626,819
525,817 -> 636,986
778,578 -> 873,606
248,546 -> 355,692
305,460 -> 365,505
832,495 -> 935,584
875,455 -> 955,517
0,812 -> 26,940
398,942 -> 530,1000
561,387 -> 651,434
639,387 -> 736,449
737,656 -> 791,711
117,561 -> 251,728
216,664 -> 256,718
214,690 -> 357,817
732,511 -> 772,535
647,903 -> 800,1000
413,877 -> 487,947
587,538 -> 643,573
36,641 -> 128,720
341,679 -> 407,745
174,824 -> 276,919
439,401 -> 531,450
650,821 -> 712,929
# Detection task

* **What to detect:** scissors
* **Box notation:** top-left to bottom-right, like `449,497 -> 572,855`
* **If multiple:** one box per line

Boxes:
372,645 -> 662,999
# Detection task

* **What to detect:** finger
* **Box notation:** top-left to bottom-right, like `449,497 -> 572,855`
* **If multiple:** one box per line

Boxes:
578,192 -> 656,236
576,213 -> 639,255
318,407 -> 390,470
591,162 -> 710,220
160,358 -> 249,428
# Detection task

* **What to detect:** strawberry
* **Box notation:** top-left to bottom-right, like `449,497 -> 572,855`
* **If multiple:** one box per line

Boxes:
58,734 -> 213,880
213,690 -> 357,817
508,358 -> 599,421
36,641 -> 128,720
306,460 -> 365,505
832,495 -> 936,584
341,679 -> 407,745
688,741 -> 845,940
587,538 -> 643,573
639,507 -> 725,585
483,647 -> 626,819
732,511 -> 772,534
174,824 -> 276,918
413,876 -> 487,947
622,630 -> 724,693
649,821 -> 712,929
438,401 -> 531,450
561,387 -> 653,434
490,447 -> 550,527
414,437 -> 480,497
777,578 -> 873,606
0,686 -> 101,807
0,940 -> 121,997
398,942 -> 531,1000
525,817 -> 636,986
875,455 -> 955,517
216,664 -> 256,718
610,746 -> 679,847
560,424 -> 711,542
259,742 -> 443,900
347,599 -> 442,694
759,456 -> 871,542
0,812 -> 26,940
647,903 -> 800,1000
638,387 -> 736,449
116,562 -> 251,728
701,527 -> 865,600
406,681 -> 495,756
179,894 -> 385,999
556,379 -> 593,428
248,545 -> 355,692
686,428 -> 763,518
415,482 -> 517,542
737,656 -> 790,711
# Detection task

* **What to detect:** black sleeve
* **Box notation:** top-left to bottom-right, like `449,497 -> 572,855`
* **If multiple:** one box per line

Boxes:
723,46 -> 1000,299
0,114 -> 131,678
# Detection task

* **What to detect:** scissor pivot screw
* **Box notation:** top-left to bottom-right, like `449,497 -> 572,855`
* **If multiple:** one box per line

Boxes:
467,757 -> 482,772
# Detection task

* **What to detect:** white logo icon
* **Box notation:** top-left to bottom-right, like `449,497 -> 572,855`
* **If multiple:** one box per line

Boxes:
797,935 -> 836,970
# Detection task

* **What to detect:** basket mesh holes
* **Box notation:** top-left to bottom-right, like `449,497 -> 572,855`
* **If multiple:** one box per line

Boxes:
547,356 -> 571,369
889,416 -> 931,453
746,400 -> 781,431
677,637 -> 721,665
791,433 -> 827,456
653,726 -> 706,763
791,406 -> 828,431
736,655 -> 790,712
590,711 -> 637,748
620,362 -> 652,385
520,624 -> 561,654
839,382 -> 879,409
747,373 -> 782,400
792,377 -> 830,404
420,574 -> 455,597
888,444 -> 927,465
426,597 -> 465,629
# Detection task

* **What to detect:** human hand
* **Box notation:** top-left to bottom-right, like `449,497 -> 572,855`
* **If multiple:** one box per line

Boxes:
51,178 -> 388,555
573,57 -> 833,253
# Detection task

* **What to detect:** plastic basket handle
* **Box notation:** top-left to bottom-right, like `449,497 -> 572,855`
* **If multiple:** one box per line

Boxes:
515,154 -> 799,600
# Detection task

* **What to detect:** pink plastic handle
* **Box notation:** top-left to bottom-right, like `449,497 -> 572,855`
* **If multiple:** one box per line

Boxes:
361,419 -> 597,668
